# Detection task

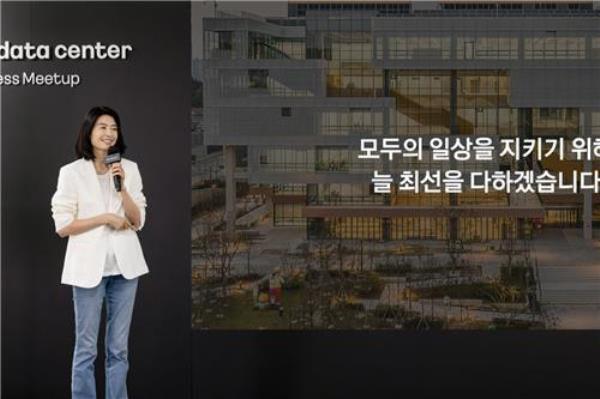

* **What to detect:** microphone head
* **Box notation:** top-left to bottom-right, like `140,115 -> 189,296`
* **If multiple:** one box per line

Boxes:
104,147 -> 121,164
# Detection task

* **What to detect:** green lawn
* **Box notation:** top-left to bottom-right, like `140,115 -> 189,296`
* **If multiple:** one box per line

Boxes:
193,290 -> 305,330
193,270 -> 386,329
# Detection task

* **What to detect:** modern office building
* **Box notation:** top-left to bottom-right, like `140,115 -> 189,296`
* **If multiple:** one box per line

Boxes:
201,1 -> 600,242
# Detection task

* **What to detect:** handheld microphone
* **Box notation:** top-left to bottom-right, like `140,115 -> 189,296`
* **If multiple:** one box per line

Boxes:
104,147 -> 122,192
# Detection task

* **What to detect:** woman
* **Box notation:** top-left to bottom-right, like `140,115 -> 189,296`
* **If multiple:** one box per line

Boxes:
51,106 -> 149,399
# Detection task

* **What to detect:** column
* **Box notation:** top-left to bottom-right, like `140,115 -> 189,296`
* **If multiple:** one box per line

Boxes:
383,69 -> 391,241
517,108 -> 532,239
582,110 -> 593,241
224,145 -> 236,236
449,69 -> 458,241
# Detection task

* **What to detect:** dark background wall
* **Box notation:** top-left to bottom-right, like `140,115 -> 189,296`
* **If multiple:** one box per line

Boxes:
192,330 -> 600,398
1,2 -> 191,398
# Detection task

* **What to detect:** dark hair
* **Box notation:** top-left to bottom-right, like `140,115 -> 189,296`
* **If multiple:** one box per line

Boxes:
75,106 -> 127,160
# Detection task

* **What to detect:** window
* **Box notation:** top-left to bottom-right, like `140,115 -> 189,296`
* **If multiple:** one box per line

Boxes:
540,108 -> 562,120
388,36 -> 451,60
592,112 -> 600,136
524,36 -> 585,60
457,36 -> 518,60
248,69 -> 268,89
465,41 -> 474,59
217,31 -> 233,51
281,107 -> 292,117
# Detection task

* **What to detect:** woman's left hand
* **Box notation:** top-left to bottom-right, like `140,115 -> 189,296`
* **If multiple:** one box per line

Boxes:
110,162 -> 126,188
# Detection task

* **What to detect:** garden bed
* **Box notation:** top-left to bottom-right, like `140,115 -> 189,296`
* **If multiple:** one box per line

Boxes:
408,281 -> 527,303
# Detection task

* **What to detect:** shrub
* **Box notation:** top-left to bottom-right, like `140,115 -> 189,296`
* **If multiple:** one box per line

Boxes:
490,318 -> 545,330
373,304 -> 404,319
283,274 -> 304,290
413,282 -> 525,303
375,260 -> 412,276
500,265 -> 527,287
352,272 -> 384,298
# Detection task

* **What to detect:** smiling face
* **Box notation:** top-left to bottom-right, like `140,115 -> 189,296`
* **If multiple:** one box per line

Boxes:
90,114 -> 119,153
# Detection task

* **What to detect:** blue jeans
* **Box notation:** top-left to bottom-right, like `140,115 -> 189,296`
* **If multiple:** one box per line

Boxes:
71,275 -> 138,399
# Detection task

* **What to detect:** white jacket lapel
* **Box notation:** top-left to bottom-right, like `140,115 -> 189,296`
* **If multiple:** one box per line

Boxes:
81,158 -> 105,210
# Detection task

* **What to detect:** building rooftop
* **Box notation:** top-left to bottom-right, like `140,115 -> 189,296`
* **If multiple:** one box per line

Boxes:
288,1 -> 600,17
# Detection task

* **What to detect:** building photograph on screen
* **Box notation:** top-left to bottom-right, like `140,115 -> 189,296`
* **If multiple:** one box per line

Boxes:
190,0 -> 600,331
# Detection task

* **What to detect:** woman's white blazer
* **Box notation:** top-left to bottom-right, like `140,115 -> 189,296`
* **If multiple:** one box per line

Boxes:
51,157 -> 149,288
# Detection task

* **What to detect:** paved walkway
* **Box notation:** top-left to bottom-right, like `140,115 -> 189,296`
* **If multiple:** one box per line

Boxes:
192,218 -> 306,276
533,229 -> 600,305
531,228 -> 600,328
543,305 -> 600,329
378,282 -> 538,323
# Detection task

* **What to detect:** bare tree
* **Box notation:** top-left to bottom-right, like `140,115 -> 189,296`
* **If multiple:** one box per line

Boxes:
501,219 -> 518,275
280,245 -> 306,277
445,236 -> 464,269
197,230 -> 242,297
312,239 -> 335,271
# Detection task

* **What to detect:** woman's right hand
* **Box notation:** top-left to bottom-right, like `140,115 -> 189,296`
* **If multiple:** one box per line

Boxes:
103,213 -> 132,230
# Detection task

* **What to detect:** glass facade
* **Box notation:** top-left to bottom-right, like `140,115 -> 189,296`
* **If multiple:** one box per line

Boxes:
204,30 -> 239,59
544,207 -> 581,227
390,217 -> 448,240
309,183 -> 384,205
308,216 -> 526,241
323,31 -> 384,97
388,36 -> 451,60
274,203 -> 306,226
457,71 -> 511,135
248,32 -> 305,60
388,70 -> 514,136
532,108 -> 579,137
320,108 -> 384,136
308,217 -> 383,240
258,147 -> 381,173
456,36 -> 518,60
524,36 -> 586,60
204,4 -> 600,241
389,70 -> 452,135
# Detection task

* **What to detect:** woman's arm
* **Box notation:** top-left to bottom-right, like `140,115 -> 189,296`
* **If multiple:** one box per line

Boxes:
112,161 -> 147,231
51,166 -> 131,238
56,214 -> 131,238
56,215 -> 105,238
120,189 -> 141,230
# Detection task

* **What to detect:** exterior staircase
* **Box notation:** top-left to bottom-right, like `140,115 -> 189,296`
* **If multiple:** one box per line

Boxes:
390,89 -> 474,134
